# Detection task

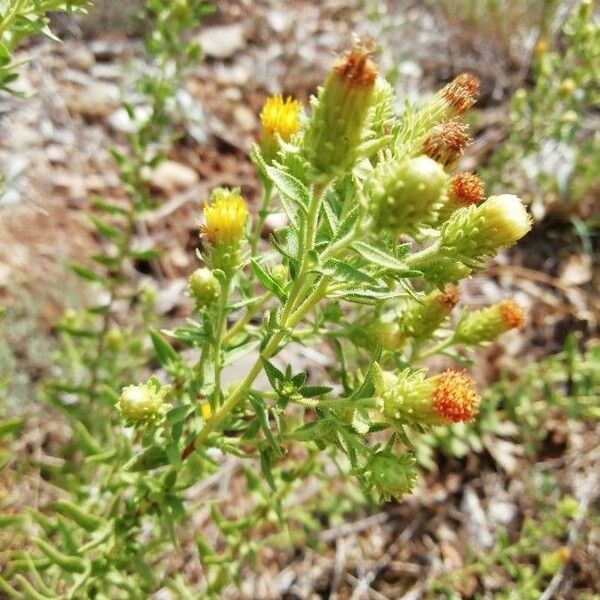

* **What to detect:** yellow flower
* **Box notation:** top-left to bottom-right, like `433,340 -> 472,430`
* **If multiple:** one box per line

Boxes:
201,188 -> 248,246
260,95 -> 302,142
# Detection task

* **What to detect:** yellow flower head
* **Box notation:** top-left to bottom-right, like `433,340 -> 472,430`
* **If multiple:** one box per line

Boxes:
201,188 -> 248,246
260,95 -> 302,142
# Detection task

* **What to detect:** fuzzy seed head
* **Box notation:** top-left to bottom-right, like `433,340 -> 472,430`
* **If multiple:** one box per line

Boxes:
431,370 -> 480,423
201,188 -> 248,246
423,119 -> 471,167
449,172 -> 485,206
333,38 -> 378,87
499,299 -> 525,329
260,95 -> 302,142
441,73 -> 481,114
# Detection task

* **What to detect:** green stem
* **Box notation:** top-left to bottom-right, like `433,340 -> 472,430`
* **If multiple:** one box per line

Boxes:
186,181 -> 330,456
415,336 -> 455,361
250,181 -> 273,255
224,292 -> 272,342
212,275 -> 233,407
405,240 -> 441,271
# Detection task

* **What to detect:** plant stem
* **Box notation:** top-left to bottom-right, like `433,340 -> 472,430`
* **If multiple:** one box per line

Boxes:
249,181 -> 273,255
415,336 -> 455,361
185,181 -> 331,457
224,292 -> 272,343
212,275 -> 233,407
405,240 -> 441,271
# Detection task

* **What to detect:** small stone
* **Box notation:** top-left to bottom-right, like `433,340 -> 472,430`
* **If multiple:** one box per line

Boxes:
149,160 -> 199,194
198,24 -> 245,59
108,105 -> 152,134
233,105 -> 257,132
66,45 -> 95,71
66,82 -> 119,118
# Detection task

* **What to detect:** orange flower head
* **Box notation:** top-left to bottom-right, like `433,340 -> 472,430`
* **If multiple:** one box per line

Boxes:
431,370 -> 480,423
449,172 -> 485,206
499,299 -> 525,329
442,73 -> 481,114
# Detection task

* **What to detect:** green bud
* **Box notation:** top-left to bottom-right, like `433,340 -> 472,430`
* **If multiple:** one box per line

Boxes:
188,267 -> 220,309
271,264 -> 288,285
367,154 -> 448,236
454,300 -> 525,345
364,451 -> 418,501
104,327 -> 123,352
398,285 -> 459,340
117,376 -> 170,426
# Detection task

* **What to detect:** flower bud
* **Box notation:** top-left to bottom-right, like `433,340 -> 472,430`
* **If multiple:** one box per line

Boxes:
374,365 -> 480,426
303,40 -> 378,175
454,299 -> 525,345
117,377 -> 170,426
441,194 -> 531,266
259,95 -> 302,161
365,452 -> 418,501
398,285 -> 459,340
367,154 -> 448,235
370,78 -> 396,138
271,264 -> 288,285
104,327 -> 124,352
422,119 -> 471,168
188,267 -> 220,309
351,319 -> 403,351
201,188 -> 249,273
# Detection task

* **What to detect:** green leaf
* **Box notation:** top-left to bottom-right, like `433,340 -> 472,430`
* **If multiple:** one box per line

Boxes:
299,386 -> 332,398
247,392 -> 279,451
320,259 -> 380,286
150,329 -> 180,369
265,166 -> 309,210
88,215 -> 122,242
222,339 -> 261,366
68,262 -> 105,283
126,446 -> 169,472
0,417 -> 25,439
250,259 -> 286,301
261,358 -> 284,389
352,241 -> 408,271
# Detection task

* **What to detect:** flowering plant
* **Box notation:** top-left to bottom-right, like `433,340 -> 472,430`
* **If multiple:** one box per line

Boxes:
1,36 -> 532,597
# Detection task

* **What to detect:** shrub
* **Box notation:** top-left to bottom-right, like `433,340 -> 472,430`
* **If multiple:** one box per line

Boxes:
0,8 -> 536,596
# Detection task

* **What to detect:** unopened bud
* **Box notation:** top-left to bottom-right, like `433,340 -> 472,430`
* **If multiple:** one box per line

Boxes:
189,267 -> 220,309
104,327 -> 124,352
435,194 -> 531,274
454,299 -> 525,345
303,40 -> 378,175
365,452 -> 418,501
398,285 -> 459,340
367,154 -> 448,235
117,377 -> 170,426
